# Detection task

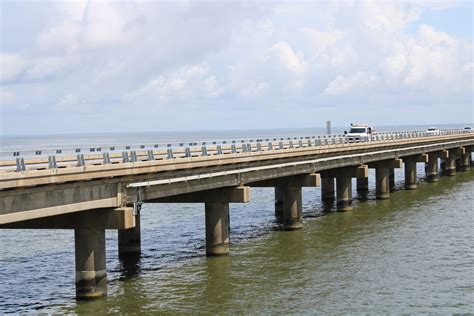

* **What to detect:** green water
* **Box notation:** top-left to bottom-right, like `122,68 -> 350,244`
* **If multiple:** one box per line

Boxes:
50,170 -> 474,314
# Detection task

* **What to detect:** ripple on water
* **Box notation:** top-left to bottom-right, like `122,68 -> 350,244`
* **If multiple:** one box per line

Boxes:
1,174 -> 473,314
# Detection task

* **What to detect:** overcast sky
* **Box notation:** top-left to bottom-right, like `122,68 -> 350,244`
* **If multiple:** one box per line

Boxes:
1,1 -> 473,135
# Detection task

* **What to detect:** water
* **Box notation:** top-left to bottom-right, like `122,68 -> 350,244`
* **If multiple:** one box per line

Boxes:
0,123 -> 469,159
0,128 -> 473,314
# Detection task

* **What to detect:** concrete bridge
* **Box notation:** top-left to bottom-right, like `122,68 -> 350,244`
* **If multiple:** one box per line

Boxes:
1,130 -> 473,299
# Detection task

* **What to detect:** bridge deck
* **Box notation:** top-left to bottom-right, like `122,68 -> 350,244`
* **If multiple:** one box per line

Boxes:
1,133 -> 473,225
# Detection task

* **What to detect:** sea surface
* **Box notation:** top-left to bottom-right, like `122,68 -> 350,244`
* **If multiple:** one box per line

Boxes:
0,126 -> 473,314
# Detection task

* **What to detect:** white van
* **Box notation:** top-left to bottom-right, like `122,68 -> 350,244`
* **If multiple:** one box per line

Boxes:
344,123 -> 374,142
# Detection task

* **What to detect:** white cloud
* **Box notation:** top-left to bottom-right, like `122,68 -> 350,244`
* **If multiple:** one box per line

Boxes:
360,2 -> 422,33
268,42 -> 307,75
37,22 -> 81,53
324,71 -> 377,95
124,64 -> 223,106
80,2 -> 138,50
1,1 -> 472,134
0,90 -> 16,106
240,81 -> 270,97
303,28 -> 344,56
24,57 -> 72,81
383,47 -> 408,78
402,25 -> 467,90
54,94 -> 81,111
0,53 -> 25,83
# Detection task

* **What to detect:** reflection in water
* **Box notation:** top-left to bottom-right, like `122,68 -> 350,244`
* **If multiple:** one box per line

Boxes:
118,254 -> 142,281
202,256 -> 232,308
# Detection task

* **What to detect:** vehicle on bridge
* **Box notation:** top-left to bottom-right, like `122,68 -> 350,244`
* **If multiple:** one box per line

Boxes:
426,127 -> 440,135
344,123 -> 375,143
463,126 -> 472,133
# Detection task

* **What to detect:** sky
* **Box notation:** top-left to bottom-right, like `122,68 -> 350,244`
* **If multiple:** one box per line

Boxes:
0,0 -> 473,136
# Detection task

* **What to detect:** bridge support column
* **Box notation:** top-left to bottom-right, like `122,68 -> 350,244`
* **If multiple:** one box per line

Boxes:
274,187 -> 284,223
375,168 -> 390,199
402,154 -> 427,190
445,148 -> 464,176
118,211 -> 141,255
322,166 -> 367,212
426,153 -> 439,182
404,161 -> 417,190
356,177 -> 369,192
1,208 -> 135,300
75,228 -> 107,300
440,159 -> 446,175
369,159 -> 402,199
249,173 -> 319,229
445,156 -> 456,176
461,148 -> 471,171
151,186 -> 250,256
205,202 -> 230,256
389,168 -> 395,191
321,177 -> 335,201
336,176 -> 352,211
282,186 -> 303,230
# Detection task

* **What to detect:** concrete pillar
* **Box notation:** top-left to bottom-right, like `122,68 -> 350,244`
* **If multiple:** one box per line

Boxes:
389,168 -> 395,191
375,168 -> 390,199
461,152 -> 471,171
336,177 -> 352,211
205,202 -> 230,256
404,161 -> 417,190
356,177 -> 369,192
445,156 -> 456,176
274,187 -> 284,223
440,160 -> 446,174
75,228 -> 107,299
426,154 -> 439,182
321,177 -> 335,201
282,186 -> 303,230
118,213 -> 141,255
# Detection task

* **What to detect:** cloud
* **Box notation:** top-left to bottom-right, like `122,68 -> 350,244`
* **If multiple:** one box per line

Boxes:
1,1 -> 472,134
239,81 -> 270,97
324,71 -> 377,95
269,42 -> 307,75
0,90 -> 16,106
124,64 -> 223,106
0,53 -> 25,83
54,94 -> 81,110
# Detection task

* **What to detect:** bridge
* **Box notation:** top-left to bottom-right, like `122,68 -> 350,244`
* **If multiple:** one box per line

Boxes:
1,130 -> 473,299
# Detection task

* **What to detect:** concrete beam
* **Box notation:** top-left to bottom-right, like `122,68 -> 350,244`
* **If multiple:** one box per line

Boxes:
449,147 -> 465,157
249,173 -> 320,187
320,165 -> 368,178
402,154 -> 428,163
0,207 -> 135,229
432,149 -> 449,159
149,186 -> 250,203
368,158 -> 403,169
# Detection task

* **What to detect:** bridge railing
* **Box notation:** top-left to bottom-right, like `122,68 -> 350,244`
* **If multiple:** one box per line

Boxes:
3,128 -> 467,160
2,129 -> 471,172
